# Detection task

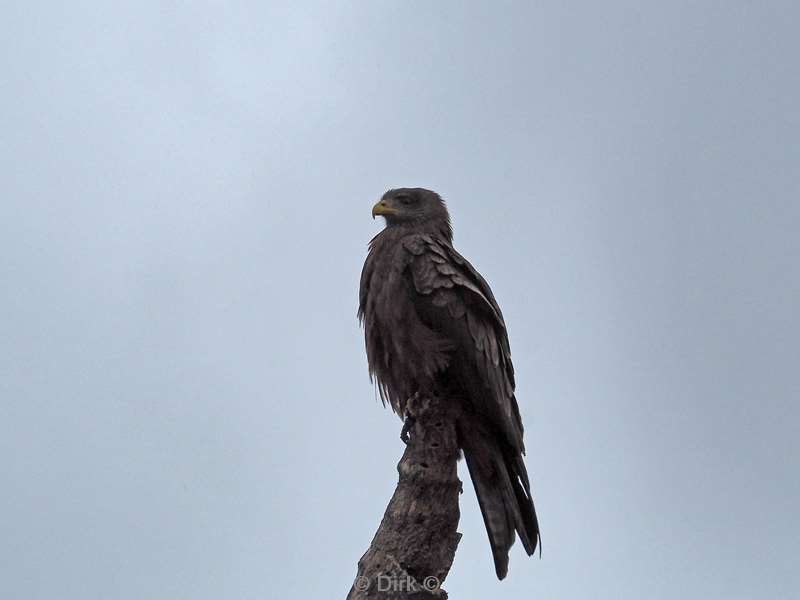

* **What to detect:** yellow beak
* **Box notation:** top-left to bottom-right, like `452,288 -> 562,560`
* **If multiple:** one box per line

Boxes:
372,200 -> 399,218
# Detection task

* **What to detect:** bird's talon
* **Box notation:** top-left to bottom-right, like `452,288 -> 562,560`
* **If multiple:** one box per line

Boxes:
400,414 -> 416,444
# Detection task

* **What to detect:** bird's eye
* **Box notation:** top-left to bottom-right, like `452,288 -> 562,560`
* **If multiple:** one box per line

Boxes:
396,195 -> 415,206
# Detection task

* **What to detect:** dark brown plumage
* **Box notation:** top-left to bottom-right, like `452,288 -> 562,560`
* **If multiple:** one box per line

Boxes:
358,188 -> 539,579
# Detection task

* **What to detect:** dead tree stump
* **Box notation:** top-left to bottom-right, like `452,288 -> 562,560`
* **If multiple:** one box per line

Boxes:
347,394 -> 462,599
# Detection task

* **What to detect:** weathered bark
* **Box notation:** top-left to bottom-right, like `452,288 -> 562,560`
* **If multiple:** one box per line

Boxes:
347,394 -> 463,599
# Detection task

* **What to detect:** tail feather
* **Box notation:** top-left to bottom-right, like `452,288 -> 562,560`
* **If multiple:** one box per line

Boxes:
459,419 -> 539,579
511,455 -> 540,555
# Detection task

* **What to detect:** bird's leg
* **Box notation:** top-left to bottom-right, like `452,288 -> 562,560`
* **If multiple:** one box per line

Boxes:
400,391 -> 421,444
400,414 -> 416,444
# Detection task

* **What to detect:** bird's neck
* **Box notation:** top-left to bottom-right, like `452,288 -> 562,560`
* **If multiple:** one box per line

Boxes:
375,219 -> 453,245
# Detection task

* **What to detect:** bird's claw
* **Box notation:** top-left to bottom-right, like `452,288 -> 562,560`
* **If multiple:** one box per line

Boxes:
400,391 -> 422,444
400,414 -> 416,444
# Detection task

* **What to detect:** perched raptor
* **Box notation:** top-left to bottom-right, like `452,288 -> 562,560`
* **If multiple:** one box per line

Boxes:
358,187 -> 539,579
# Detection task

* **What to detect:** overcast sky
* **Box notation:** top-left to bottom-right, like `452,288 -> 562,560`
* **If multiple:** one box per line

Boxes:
1,2 -> 798,599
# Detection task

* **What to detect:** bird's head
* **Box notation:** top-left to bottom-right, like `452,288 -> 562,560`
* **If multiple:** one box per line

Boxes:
372,188 -> 452,240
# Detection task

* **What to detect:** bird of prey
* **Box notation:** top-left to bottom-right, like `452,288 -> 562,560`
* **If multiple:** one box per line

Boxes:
358,187 -> 539,579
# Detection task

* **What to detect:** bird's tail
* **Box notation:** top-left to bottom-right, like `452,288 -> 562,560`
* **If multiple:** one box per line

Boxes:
458,417 -> 539,579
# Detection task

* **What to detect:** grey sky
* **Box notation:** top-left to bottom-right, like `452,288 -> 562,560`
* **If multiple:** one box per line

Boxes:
1,2 -> 798,599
